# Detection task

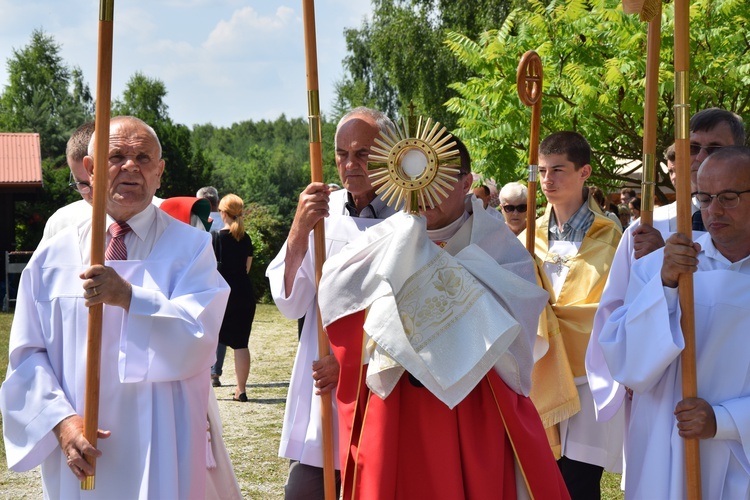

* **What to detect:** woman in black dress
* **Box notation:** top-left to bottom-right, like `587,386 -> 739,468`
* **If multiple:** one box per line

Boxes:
215,194 -> 256,402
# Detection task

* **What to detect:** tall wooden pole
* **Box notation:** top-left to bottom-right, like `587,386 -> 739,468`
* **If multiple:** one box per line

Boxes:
301,1 -> 336,498
517,51 -> 543,253
639,5 -> 662,226
81,0 -> 115,490
673,0 -> 701,497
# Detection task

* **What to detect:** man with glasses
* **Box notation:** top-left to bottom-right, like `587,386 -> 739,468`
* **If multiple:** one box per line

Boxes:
499,181 -> 528,235
40,122 -> 95,242
587,108 -> 745,436
599,146 -> 750,498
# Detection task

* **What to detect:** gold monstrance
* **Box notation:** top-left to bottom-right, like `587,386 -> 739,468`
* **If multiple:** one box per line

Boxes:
368,114 -> 461,214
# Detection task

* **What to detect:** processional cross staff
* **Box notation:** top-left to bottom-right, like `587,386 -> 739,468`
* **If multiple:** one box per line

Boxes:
81,0 -> 115,490
623,0 -> 701,497
516,51 -> 543,254
300,1 -> 336,498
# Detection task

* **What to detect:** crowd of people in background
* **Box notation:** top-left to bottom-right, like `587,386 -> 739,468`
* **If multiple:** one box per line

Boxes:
2,107 -> 749,499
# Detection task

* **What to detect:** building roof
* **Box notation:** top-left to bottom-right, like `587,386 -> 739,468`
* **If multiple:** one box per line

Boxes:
0,133 -> 43,189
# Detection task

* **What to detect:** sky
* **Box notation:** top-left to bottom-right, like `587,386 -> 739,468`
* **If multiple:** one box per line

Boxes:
0,0 -> 372,128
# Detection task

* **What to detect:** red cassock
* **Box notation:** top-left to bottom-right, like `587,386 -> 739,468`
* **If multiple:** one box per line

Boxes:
327,310 -> 570,500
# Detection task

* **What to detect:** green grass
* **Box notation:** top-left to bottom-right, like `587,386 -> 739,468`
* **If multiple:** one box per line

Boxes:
0,312 -> 11,469
0,307 -> 624,498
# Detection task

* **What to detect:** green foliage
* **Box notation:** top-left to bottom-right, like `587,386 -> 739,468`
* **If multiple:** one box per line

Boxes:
112,72 -> 169,124
194,115 -> 340,229
244,203 -> 287,303
0,29 -> 93,158
445,0 -> 750,195
335,0 -> 515,128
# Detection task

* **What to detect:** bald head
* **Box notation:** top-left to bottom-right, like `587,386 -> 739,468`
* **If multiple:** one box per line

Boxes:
88,116 -> 162,159
696,146 -> 750,262
334,107 -> 394,211
83,116 -> 165,221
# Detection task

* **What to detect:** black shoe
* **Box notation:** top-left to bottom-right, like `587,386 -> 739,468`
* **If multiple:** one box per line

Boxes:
233,392 -> 248,402
211,375 -> 221,387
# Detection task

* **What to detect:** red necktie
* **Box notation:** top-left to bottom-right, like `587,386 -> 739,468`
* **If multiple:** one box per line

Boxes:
106,221 -> 131,260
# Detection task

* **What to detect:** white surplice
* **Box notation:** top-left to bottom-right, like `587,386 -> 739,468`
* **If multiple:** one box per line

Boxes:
0,206 -> 230,499
317,197 -> 548,406
586,202 -> 676,421
266,189 -> 396,468
599,232 -> 750,499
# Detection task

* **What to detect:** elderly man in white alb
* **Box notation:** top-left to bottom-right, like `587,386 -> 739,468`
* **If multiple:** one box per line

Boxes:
266,106 -> 399,499
0,116 -> 230,499
599,146 -> 750,498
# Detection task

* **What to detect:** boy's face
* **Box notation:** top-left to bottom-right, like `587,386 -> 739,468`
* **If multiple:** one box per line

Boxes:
538,153 -> 591,206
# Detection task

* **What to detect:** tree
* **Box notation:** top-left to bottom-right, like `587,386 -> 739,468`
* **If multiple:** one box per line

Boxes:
335,0 -> 515,128
112,72 -> 169,124
195,115 -> 339,229
445,0 -> 750,196
0,29 -> 93,158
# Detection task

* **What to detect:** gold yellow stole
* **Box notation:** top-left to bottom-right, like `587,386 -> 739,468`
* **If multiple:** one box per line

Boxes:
522,195 -> 621,457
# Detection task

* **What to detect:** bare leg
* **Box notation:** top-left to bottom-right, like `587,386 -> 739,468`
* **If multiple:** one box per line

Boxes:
234,347 -> 250,399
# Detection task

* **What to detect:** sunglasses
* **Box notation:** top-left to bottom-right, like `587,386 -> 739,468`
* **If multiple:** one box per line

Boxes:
689,144 -> 723,156
502,204 -> 527,213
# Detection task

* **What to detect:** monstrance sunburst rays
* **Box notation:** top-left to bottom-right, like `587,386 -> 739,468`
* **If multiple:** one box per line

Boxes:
368,116 -> 461,214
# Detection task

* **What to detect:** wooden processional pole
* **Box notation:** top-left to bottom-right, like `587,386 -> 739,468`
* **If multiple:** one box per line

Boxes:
301,1 -> 336,498
517,51 -> 543,253
81,0 -> 115,490
639,3 -> 662,226
674,0 -> 702,496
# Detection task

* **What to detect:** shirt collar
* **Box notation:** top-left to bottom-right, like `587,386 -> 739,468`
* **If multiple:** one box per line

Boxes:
345,191 -> 390,219
549,190 -> 594,239
107,203 -> 156,242
700,232 -> 750,267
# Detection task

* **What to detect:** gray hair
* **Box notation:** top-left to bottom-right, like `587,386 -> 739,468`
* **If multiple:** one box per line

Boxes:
335,107 -> 395,147
87,116 -> 162,159
196,186 -> 219,210
499,181 -> 527,203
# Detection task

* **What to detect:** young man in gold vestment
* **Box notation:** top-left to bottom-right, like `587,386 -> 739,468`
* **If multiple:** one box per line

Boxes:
521,131 -> 622,499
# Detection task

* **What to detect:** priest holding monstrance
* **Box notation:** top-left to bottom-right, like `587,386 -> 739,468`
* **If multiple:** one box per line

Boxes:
318,120 -> 569,499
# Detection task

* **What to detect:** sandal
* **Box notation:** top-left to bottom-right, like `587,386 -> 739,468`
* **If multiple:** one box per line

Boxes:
233,393 -> 248,402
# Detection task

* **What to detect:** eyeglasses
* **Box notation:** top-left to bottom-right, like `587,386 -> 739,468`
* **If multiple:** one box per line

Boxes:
68,180 -> 91,194
689,144 -> 724,156
692,189 -> 750,209
502,204 -> 527,213
68,172 -> 91,194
